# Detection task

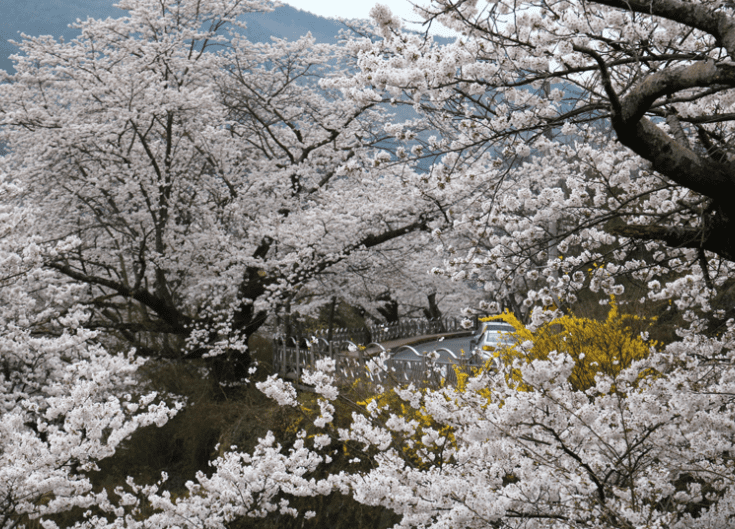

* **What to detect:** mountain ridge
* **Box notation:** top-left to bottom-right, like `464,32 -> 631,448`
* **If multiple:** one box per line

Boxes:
0,1 -> 355,74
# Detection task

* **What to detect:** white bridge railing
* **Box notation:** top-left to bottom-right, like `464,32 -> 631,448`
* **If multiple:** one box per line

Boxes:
272,317 -> 482,390
304,316 -> 468,345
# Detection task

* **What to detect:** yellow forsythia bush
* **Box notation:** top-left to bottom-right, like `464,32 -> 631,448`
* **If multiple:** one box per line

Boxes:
484,298 -> 657,391
354,299 -> 656,467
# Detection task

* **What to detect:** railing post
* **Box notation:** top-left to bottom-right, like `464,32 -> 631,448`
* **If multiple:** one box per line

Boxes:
296,339 -> 301,384
278,338 -> 287,377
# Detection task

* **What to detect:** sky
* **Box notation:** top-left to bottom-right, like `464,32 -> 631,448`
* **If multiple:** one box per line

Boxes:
280,0 -> 456,36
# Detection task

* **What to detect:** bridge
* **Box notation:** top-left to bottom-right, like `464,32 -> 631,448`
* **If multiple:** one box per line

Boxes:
272,317 -> 484,390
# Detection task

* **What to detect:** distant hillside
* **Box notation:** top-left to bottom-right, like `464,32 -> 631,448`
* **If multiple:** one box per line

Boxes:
0,0 -> 120,73
0,1 -> 351,74
240,5 -> 350,44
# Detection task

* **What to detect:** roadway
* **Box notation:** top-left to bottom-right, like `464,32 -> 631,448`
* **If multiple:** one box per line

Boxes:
373,333 -> 477,362
395,335 -> 474,356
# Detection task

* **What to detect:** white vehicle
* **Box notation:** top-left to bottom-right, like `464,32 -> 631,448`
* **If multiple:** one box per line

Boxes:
469,322 -> 516,364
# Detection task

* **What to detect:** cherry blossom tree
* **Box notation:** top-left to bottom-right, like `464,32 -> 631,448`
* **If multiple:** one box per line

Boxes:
324,0 -> 735,326
0,0 -> 440,384
302,230 -> 484,325
0,178 -> 179,529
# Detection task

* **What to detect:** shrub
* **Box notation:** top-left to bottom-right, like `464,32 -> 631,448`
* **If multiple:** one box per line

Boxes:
484,298 -> 657,391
